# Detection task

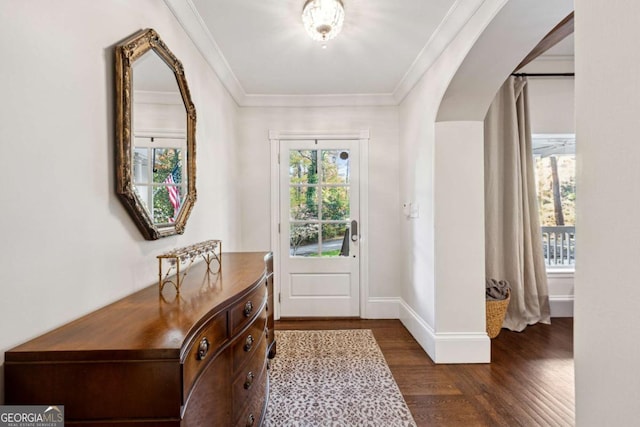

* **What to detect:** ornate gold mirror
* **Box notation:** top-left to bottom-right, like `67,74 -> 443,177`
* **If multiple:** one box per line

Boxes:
115,29 -> 196,240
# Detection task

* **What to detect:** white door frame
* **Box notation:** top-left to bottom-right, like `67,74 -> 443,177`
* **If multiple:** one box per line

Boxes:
269,130 -> 369,320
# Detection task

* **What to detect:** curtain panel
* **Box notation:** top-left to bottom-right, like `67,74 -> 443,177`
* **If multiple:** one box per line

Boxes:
484,76 -> 551,331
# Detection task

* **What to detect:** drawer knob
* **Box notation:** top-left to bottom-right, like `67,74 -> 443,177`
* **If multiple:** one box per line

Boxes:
243,301 -> 254,317
197,337 -> 209,360
244,334 -> 254,352
246,414 -> 255,427
244,371 -> 255,389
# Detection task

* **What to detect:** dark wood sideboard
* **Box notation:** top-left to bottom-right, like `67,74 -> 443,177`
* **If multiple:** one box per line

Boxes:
4,252 -> 276,427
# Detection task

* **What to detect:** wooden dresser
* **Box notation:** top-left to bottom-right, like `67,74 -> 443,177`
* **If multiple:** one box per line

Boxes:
4,252 -> 276,427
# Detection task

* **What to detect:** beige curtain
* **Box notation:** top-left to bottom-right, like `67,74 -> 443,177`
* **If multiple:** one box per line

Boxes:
484,76 -> 551,331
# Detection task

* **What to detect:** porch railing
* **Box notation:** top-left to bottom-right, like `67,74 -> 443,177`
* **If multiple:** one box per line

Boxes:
541,226 -> 575,268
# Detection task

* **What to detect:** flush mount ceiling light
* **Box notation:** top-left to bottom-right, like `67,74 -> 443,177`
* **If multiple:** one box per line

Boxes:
302,0 -> 345,45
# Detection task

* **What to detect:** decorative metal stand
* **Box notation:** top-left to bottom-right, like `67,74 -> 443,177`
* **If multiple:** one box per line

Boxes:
158,240 -> 221,294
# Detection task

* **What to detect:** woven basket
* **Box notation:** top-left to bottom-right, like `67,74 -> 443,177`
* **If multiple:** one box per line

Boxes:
486,290 -> 510,339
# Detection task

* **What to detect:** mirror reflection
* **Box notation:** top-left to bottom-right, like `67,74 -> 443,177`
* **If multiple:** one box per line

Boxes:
132,50 -> 187,224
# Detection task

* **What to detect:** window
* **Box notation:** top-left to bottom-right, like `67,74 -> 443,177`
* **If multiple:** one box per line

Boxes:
533,134 -> 576,269
288,148 -> 352,257
133,136 -> 187,224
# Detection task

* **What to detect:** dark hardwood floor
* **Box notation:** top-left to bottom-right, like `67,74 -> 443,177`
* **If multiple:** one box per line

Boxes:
275,318 -> 574,427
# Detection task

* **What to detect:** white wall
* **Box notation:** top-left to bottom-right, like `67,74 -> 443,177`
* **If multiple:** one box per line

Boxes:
237,106 -> 402,305
398,74 -> 438,333
0,0 -> 241,402
575,0 -> 640,424
528,81 -> 575,135
398,0 -> 572,362
397,0 -> 509,363
520,57 -> 575,135
434,122 -> 486,333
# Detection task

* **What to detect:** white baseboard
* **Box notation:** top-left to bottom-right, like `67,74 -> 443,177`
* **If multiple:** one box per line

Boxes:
548,270 -> 574,317
398,299 -> 436,358
363,294 -> 567,361
434,332 -> 491,363
364,297 -> 400,319
550,295 -> 574,317
398,299 -> 491,364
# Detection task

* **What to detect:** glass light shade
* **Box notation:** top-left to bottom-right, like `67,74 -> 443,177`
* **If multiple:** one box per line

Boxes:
302,0 -> 345,42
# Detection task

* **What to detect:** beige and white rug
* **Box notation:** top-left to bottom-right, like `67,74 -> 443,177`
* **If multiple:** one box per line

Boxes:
265,329 -> 417,427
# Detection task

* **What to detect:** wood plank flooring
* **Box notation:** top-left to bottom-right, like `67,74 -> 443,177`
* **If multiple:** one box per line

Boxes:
275,318 -> 574,427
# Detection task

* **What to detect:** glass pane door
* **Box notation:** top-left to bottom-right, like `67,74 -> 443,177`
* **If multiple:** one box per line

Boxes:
288,148 -> 351,257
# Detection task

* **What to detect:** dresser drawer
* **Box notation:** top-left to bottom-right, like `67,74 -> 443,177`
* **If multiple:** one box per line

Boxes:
231,336 -> 267,417
182,311 -> 228,399
231,307 -> 267,374
234,372 -> 268,427
229,284 -> 266,336
232,356 -> 269,426
182,348 -> 232,427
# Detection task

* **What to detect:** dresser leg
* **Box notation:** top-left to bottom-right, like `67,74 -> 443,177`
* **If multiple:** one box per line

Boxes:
267,341 -> 277,359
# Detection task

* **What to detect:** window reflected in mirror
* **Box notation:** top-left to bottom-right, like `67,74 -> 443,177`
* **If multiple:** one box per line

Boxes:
133,140 -> 186,224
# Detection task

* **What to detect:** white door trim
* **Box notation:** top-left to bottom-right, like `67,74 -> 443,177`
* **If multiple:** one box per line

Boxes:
269,130 -> 370,320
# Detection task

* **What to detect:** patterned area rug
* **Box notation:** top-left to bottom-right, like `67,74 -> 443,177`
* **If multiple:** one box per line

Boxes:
265,329 -> 417,427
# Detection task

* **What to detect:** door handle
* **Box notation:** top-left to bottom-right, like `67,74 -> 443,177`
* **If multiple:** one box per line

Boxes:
350,220 -> 358,242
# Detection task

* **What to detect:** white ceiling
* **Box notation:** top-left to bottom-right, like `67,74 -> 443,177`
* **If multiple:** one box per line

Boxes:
189,0 -> 456,95
163,0 -> 573,106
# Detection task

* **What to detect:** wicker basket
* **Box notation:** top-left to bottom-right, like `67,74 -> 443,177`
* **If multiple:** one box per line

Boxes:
486,290 -> 510,339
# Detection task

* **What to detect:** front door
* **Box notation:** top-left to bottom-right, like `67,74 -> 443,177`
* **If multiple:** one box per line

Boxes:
279,139 -> 360,317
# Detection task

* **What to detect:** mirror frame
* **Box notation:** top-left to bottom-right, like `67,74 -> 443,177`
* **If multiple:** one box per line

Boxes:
115,29 -> 197,240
